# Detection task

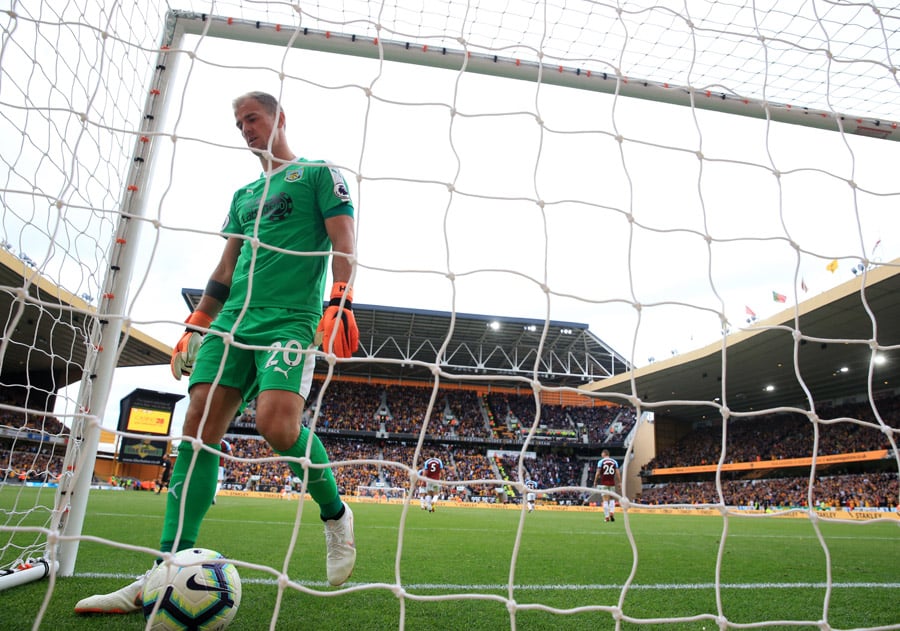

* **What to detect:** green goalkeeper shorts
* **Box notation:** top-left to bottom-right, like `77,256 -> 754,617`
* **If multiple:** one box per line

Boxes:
189,307 -> 319,403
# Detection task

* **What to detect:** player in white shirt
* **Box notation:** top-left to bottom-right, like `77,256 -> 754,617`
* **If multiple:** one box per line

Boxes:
525,479 -> 538,513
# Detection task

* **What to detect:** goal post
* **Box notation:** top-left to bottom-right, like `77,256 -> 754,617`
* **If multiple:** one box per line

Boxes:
49,21 -> 190,579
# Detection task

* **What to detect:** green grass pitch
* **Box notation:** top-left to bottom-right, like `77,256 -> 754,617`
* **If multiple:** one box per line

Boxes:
3,489 -> 898,630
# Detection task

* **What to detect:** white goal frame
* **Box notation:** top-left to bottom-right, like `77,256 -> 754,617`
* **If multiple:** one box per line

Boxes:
170,10 -> 899,140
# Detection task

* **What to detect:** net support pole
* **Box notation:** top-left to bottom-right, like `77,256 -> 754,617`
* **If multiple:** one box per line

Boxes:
0,558 -> 59,593
53,14 -> 186,578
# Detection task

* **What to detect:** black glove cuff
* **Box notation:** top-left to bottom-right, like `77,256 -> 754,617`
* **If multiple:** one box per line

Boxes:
328,297 -> 353,310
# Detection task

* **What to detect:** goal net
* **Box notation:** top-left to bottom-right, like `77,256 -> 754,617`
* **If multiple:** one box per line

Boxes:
1,0 -> 898,628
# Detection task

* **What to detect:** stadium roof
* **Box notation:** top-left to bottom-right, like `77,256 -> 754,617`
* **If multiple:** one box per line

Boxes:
181,289 -> 631,388
583,259 -> 900,423
0,248 -> 170,387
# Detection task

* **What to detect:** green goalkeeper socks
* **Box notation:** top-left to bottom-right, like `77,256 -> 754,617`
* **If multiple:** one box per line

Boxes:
158,428 -> 341,555
274,426 -> 343,520
159,440 -> 220,553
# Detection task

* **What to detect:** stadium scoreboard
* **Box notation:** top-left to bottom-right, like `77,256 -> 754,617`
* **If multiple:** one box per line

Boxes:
116,388 -> 184,465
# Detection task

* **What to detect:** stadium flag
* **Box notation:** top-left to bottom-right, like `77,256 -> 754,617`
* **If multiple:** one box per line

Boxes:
871,238 -> 882,257
826,259 -> 839,273
772,291 -> 787,303
745,305 -> 756,318
801,278 -> 808,293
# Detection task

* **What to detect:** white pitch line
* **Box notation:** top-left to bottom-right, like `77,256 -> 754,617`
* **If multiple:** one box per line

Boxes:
73,573 -> 900,591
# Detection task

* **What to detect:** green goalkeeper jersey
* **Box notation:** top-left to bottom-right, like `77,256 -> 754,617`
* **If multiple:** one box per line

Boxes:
221,159 -> 354,315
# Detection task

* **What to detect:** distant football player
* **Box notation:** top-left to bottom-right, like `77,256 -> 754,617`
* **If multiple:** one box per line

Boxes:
592,449 -> 621,522
419,456 -> 444,513
155,456 -> 171,495
280,473 -> 293,500
212,438 -> 232,505
525,478 -> 538,513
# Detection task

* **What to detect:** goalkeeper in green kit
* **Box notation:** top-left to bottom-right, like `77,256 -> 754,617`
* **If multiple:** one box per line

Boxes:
75,91 -> 359,614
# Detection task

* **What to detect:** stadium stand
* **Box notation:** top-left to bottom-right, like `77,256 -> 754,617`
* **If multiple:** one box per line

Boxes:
1,256 -> 898,512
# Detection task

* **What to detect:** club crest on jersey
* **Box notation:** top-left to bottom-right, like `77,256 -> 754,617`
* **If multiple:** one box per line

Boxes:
284,167 -> 304,182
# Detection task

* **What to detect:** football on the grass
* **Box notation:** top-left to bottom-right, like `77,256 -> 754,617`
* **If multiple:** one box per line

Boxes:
141,548 -> 241,631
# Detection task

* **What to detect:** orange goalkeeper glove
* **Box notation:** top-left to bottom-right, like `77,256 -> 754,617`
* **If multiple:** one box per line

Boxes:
170,310 -> 213,380
316,282 -> 359,358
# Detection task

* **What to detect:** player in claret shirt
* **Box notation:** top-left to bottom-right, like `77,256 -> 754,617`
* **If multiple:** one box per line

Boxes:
419,456 -> 444,513
592,449 -> 622,522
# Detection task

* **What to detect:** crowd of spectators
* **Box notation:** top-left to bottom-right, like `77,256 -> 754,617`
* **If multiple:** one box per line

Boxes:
443,390 -> 493,439
0,447 -> 65,484
639,472 -> 898,509
328,438 -> 382,495
381,385 -> 450,436
500,393 -> 571,431
530,453 -> 585,501
491,452 -> 585,504
289,381 -> 633,445
215,423 -> 896,509
639,398 -> 898,508
643,401 -> 893,471
331,441 -> 508,502
484,391 -> 634,443
307,381 -> 385,432
0,390 -> 66,437
2,384 -> 897,511
221,436 -> 292,492
0,390 -> 67,483
218,437 -> 586,504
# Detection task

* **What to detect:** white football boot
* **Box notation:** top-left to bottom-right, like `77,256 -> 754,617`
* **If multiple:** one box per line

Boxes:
324,502 -> 356,586
74,569 -> 150,614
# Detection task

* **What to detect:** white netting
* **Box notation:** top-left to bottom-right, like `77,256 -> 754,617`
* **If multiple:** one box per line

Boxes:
1,1 -> 898,628
2,0 -> 168,579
